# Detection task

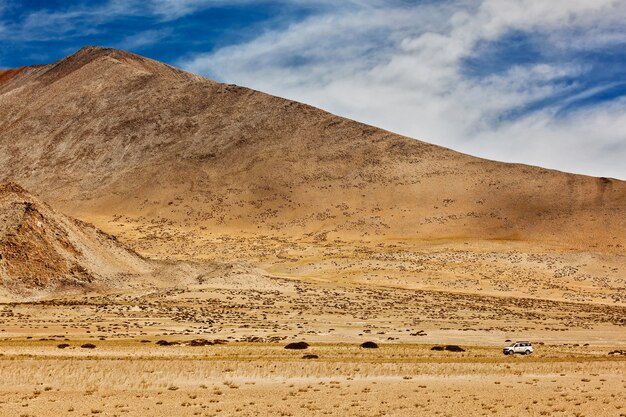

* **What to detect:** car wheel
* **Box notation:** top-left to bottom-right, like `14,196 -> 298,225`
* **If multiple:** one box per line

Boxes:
525,350 -> 530,355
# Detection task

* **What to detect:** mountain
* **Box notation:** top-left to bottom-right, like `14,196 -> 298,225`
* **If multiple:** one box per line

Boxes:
0,46 -> 624,269
0,182 -> 150,298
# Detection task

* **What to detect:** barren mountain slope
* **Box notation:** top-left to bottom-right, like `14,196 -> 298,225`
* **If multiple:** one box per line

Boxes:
0,182 -> 150,298
0,46 -> 624,256
0,68 -> 28,86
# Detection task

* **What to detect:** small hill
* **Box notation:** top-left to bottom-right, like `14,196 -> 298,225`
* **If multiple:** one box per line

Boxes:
0,182 -> 150,297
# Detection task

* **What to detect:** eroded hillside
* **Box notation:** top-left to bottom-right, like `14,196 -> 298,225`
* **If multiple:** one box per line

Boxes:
0,182 -> 152,298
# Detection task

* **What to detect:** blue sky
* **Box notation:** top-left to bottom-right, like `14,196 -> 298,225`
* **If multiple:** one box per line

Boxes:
2,0 -> 626,179
0,0 -> 300,65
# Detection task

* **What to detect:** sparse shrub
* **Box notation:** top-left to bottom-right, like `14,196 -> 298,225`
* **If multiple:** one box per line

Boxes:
444,345 -> 465,352
156,340 -> 179,346
284,341 -> 309,350
188,339 -> 213,346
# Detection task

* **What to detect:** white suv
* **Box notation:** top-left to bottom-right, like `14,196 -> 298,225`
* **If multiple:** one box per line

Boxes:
503,341 -> 533,355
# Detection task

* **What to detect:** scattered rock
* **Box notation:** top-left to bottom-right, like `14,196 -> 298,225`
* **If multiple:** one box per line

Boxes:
430,346 -> 445,351
360,341 -> 379,349
57,343 -> 70,349
302,354 -> 319,359
80,343 -> 96,349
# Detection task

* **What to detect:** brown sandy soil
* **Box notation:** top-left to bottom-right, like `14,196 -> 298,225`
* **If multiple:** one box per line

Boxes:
94,221 -> 626,306
1,241 -> 622,414
1,276 -> 625,343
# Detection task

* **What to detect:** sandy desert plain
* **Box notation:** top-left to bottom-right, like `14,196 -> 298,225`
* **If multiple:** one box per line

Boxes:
0,272 -> 625,417
0,47 -> 625,416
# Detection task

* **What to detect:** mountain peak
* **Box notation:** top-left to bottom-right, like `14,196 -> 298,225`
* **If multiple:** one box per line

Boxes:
70,45 -> 142,62
76,45 -> 111,54
52,45 -> 149,72
0,46 -> 206,94
44,45 -> 195,82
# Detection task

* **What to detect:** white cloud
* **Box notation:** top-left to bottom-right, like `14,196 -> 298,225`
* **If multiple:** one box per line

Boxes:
1,0 -> 257,40
1,0 -> 354,42
117,29 -> 172,50
180,0 -> 626,179
4,1 -> 140,40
